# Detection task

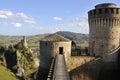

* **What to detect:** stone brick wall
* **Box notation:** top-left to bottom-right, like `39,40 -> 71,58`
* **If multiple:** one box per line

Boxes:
66,56 -> 94,71
40,41 -> 71,69
69,57 -> 102,80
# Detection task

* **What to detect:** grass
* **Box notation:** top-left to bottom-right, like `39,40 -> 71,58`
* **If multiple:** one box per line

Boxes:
28,44 -> 39,47
0,65 -> 18,80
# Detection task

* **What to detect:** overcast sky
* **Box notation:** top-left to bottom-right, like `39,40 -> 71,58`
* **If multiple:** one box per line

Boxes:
0,0 -> 120,35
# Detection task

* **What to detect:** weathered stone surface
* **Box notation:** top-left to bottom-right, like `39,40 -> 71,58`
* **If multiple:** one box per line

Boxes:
40,34 -> 71,69
88,3 -> 120,62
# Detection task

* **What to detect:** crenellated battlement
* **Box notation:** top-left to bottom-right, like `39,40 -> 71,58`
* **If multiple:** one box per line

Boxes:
95,3 -> 116,8
88,8 -> 120,16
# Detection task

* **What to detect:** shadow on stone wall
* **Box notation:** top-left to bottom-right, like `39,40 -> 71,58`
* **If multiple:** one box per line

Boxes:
98,62 -> 119,80
36,67 -> 49,80
69,58 -> 103,80
69,57 -> 119,80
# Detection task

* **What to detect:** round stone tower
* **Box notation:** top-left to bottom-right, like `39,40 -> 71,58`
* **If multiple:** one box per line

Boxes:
88,3 -> 120,62
40,34 -> 71,69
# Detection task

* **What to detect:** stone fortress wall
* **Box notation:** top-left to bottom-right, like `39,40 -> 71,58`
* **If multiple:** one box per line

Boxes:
39,3 -> 120,70
66,56 -> 94,71
40,34 -> 71,69
88,3 -> 120,62
39,34 -> 94,71
38,3 -> 120,80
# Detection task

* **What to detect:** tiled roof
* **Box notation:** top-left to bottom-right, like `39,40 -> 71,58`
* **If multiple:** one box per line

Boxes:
41,34 -> 71,41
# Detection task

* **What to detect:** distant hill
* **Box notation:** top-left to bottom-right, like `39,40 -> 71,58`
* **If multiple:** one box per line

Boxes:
0,31 -> 89,47
56,31 -> 89,46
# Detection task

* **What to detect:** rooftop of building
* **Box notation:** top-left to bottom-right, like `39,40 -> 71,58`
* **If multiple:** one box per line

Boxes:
95,3 -> 116,9
41,34 -> 71,42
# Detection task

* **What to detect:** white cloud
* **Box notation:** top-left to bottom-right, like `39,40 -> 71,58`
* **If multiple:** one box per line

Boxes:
69,22 -> 88,27
11,23 -> 22,27
51,16 -> 89,34
53,17 -> 63,21
0,10 -> 36,26
68,16 -> 88,27
0,10 -> 13,19
16,13 -> 36,24
0,15 -> 8,19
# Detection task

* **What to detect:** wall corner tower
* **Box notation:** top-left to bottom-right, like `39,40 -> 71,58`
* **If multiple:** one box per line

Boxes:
88,3 -> 120,62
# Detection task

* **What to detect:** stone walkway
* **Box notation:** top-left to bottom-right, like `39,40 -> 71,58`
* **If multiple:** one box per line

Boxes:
53,55 -> 70,80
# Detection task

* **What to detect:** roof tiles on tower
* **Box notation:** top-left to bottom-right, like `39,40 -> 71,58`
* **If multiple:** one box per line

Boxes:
41,34 -> 71,42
